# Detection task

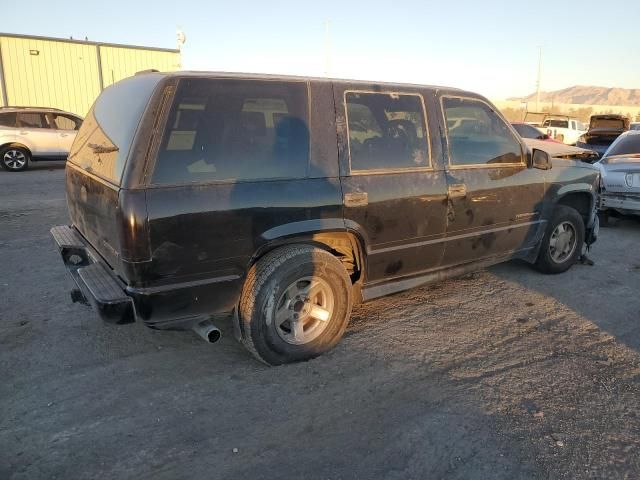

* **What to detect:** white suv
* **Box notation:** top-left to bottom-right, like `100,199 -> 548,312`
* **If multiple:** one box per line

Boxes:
0,107 -> 83,172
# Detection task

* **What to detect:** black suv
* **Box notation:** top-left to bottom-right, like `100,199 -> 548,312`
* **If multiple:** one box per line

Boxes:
52,72 -> 600,365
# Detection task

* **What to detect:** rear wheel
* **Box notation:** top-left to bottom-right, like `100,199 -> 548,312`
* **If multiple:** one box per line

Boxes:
239,245 -> 353,365
535,205 -> 584,274
1,145 -> 30,172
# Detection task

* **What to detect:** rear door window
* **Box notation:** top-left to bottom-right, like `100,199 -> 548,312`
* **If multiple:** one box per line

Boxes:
442,97 -> 523,166
152,78 -> 310,184
345,91 -> 429,171
18,112 -> 49,129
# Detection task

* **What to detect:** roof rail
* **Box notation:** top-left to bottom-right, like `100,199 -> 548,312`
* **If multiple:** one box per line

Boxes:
0,105 -> 64,111
135,69 -> 159,75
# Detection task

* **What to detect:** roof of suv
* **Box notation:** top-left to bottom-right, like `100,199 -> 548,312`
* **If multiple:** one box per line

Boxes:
0,106 -> 71,113
141,70 -> 465,94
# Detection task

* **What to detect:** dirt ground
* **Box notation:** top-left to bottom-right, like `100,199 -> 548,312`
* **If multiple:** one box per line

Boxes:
1,163 -> 639,479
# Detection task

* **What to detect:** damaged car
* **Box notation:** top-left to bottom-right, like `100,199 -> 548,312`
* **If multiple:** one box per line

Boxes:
576,114 -> 629,158
50,72 -> 600,365
596,130 -> 640,219
522,138 -> 599,163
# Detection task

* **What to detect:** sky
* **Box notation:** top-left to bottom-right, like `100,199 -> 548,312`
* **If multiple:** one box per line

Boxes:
3,0 -> 639,99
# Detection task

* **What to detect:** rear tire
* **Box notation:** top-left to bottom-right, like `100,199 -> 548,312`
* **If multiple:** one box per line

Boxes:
239,245 -> 353,365
0,145 -> 30,172
535,205 -> 585,274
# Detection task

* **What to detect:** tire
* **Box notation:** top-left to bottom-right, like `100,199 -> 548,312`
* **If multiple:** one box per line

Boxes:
535,205 -> 585,274
239,245 -> 353,365
0,145 -> 30,172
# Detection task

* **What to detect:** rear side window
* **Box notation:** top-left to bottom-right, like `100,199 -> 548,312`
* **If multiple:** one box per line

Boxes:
345,92 -> 429,171
0,112 -> 17,127
443,97 -> 522,166
68,74 -> 163,185
153,78 -> 309,184
18,112 -> 49,128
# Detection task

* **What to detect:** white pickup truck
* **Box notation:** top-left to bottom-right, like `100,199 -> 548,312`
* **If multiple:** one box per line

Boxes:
524,113 -> 586,145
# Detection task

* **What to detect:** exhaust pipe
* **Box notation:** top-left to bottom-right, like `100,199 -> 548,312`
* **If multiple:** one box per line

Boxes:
192,320 -> 222,344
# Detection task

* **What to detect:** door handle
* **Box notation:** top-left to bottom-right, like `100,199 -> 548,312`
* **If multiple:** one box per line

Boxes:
344,192 -> 368,207
60,133 -> 69,137
448,184 -> 467,198
20,131 -> 28,135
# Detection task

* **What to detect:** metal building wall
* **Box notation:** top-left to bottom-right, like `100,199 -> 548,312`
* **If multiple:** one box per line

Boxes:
0,33 -> 180,116
99,46 -> 180,88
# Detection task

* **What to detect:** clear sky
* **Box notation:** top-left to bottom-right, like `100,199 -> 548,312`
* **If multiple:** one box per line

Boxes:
4,0 -> 639,99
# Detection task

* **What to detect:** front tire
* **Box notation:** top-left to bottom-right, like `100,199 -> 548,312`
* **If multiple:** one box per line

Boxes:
535,205 -> 585,274
1,145 -> 30,172
239,245 -> 353,365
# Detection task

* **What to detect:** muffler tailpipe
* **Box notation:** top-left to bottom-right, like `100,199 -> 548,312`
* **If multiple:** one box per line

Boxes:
193,320 -> 222,344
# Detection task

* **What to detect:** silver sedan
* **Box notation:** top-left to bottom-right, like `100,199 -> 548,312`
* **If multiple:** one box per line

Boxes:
596,130 -> 640,217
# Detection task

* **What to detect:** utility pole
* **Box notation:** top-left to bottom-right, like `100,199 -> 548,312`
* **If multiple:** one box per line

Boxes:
536,46 -> 542,111
324,20 -> 331,77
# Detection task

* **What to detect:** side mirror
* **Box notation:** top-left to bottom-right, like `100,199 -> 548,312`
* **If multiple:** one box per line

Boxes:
532,148 -> 552,170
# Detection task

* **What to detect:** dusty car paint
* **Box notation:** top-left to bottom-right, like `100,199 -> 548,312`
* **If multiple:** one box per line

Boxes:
53,72 -> 600,331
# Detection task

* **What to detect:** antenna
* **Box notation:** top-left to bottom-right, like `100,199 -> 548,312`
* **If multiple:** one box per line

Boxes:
536,46 -> 542,111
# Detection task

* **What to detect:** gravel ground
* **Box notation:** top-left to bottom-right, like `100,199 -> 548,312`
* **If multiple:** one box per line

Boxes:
1,163 -> 639,479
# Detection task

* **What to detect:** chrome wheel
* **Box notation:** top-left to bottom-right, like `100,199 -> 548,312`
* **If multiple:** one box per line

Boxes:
549,221 -> 577,264
3,149 -> 27,170
274,276 -> 335,345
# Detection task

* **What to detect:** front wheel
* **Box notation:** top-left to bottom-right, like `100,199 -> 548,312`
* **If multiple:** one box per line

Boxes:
535,205 -> 585,274
239,245 -> 353,365
1,145 -> 30,172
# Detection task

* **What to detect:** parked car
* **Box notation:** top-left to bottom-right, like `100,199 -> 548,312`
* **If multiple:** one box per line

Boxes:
511,122 -> 561,143
595,130 -> 640,218
630,122 -> 640,131
576,114 -> 629,158
538,115 -> 587,145
51,72 -> 600,365
523,138 -> 599,162
0,106 -> 83,171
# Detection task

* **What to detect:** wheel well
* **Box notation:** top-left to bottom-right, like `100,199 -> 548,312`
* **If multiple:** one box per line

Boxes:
0,142 -> 32,156
250,232 -> 365,284
557,192 -> 592,224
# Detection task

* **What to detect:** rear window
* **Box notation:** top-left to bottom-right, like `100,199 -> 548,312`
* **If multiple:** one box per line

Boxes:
152,78 -> 309,184
590,118 -> 626,130
603,134 -> 640,159
544,119 -> 569,128
68,74 -> 162,185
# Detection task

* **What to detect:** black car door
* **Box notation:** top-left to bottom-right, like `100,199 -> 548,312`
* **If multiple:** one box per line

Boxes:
438,94 -> 545,266
334,83 -> 449,285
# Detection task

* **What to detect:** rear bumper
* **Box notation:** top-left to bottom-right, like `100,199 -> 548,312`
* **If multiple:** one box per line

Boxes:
51,225 -> 135,324
600,192 -> 640,215
51,225 -> 242,329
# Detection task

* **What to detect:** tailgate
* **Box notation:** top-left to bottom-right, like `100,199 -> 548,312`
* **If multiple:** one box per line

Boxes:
66,165 -> 122,270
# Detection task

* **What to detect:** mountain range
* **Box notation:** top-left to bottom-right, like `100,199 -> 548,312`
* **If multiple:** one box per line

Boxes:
509,86 -> 640,106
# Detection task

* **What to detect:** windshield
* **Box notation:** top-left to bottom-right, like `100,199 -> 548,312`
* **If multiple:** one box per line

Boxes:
68,74 -> 163,184
602,133 -> 640,160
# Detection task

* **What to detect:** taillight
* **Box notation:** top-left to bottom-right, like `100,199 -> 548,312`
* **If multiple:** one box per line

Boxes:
117,190 -> 151,262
